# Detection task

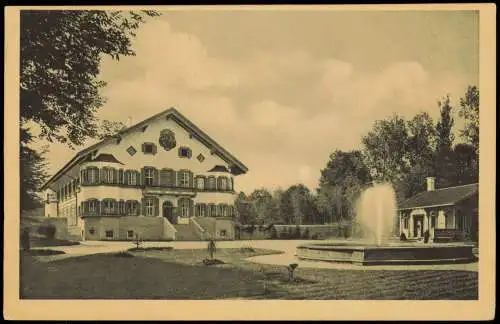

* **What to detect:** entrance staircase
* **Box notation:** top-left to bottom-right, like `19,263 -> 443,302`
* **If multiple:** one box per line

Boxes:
173,224 -> 203,241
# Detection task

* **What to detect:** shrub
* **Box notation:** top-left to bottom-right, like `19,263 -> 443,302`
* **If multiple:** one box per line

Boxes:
26,249 -> 65,256
293,225 -> 301,239
280,228 -> 288,239
302,228 -> 310,239
270,226 -> 278,239
202,258 -> 225,266
400,232 -> 407,241
128,246 -> 173,252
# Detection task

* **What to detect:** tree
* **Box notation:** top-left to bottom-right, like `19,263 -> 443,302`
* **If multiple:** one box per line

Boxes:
235,192 -> 258,225
434,95 -> 456,188
458,86 -> 479,154
20,128 -> 49,212
20,10 -> 160,147
249,188 -> 274,225
361,114 -> 410,183
97,120 -> 127,140
317,150 -> 372,224
453,143 -> 479,185
20,10 -> 160,212
281,185 -> 315,225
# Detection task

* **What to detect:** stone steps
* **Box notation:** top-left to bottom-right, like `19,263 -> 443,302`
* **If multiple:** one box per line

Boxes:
173,224 -> 201,241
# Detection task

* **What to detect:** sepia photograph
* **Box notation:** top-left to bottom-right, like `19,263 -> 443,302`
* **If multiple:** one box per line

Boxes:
4,4 -> 496,321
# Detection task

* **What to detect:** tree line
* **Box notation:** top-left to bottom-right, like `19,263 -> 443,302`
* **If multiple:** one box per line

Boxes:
236,86 -> 479,226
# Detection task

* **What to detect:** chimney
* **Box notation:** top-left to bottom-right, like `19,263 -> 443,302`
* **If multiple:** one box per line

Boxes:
426,177 -> 436,192
126,116 -> 133,128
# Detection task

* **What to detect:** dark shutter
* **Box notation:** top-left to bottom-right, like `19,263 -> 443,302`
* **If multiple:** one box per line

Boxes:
154,197 -> 159,216
136,170 -> 141,186
189,199 -> 194,217
81,169 -> 87,185
100,168 -> 106,184
141,168 -> 146,186
152,144 -> 157,155
135,201 -> 140,216
141,197 -> 146,216
119,169 -> 124,184
171,170 -> 176,188
217,177 -> 222,191
141,143 -> 146,153
153,168 -> 159,186
231,177 -> 234,191
95,200 -> 101,215
113,169 -> 118,184
83,201 -> 89,214
188,172 -> 194,188
94,168 -> 100,184
187,149 -> 192,158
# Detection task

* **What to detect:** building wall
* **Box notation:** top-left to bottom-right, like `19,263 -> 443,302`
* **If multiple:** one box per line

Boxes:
83,216 -> 176,241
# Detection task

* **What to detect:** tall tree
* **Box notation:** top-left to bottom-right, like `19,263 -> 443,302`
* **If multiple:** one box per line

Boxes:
249,188 -> 274,225
20,128 -> 49,212
20,10 -> 160,147
453,143 -> 479,185
20,10 -> 159,211
434,95 -> 456,188
458,86 -> 480,154
317,150 -> 371,224
361,114 -> 410,183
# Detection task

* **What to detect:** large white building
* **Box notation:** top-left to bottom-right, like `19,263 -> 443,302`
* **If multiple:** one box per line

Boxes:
40,108 -> 248,241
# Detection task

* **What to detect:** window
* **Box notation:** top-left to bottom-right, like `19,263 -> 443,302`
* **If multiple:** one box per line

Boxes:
207,176 -> 216,190
403,217 -> 409,229
145,198 -> 154,216
220,230 -> 227,237
220,177 -> 228,191
196,204 -> 206,217
179,171 -> 190,188
210,204 -> 217,217
106,168 -> 114,183
127,146 -> 137,156
88,168 -> 98,184
126,170 -> 137,185
126,200 -> 139,216
197,153 -> 205,162
103,199 -> 116,214
144,168 -> 154,186
127,230 -> 134,238
142,142 -> 156,155
178,147 -> 192,158
105,230 -> 114,238
196,177 -> 205,190
178,198 -> 192,218
89,200 -> 98,213
160,169 -> 174,187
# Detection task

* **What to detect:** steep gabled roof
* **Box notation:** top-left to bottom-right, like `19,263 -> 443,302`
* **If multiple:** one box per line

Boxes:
207,165 -> 230,173
92,153 -> 124,164
398,183 -> 478,210
41,107 -> 248,190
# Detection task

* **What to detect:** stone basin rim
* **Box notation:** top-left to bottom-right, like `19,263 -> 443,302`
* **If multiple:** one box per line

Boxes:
297,243 -> 476,251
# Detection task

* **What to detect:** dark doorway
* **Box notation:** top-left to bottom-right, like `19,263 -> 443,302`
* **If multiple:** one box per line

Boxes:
413,215 -> 424,238
163,201 -> 176,224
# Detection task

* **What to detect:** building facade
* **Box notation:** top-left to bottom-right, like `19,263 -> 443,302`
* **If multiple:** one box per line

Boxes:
398,178 -> 478,242
41,108 -> 248,241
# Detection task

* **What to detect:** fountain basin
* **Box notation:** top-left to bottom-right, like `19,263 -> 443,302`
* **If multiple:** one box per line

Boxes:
296,242 -> 476,265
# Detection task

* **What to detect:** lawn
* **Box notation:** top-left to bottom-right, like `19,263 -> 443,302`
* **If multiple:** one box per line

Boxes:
20,247 -> 478,300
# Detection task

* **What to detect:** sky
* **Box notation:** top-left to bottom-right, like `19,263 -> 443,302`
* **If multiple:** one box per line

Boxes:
40,9 -> 479,194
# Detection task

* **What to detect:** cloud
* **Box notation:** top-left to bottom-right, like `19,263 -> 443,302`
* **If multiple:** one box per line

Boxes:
41,17 -> 474,194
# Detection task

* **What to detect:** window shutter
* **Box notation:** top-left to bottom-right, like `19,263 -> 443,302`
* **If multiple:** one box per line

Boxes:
153,168 -> 159,186
81,169 -> 87,185
187,149 -> 192,158
141,168 -> 146,186
83,201 -> 89,214
171,171 -> 176,188
119,169 -> 124,184
154,197 -> 159,216
141,197 -> 146,216
189,172 -> 194,188
95,200 -> 101,215
100,168 -> 106,184
231,177 -> 234,191
136,170 -> 141,186
93,168 -> 99,184
152,144 -> 157,155
113,169 -> 118,184
217,177 -> 222,191
189,199 -> 194,217
141,143 -> 146,153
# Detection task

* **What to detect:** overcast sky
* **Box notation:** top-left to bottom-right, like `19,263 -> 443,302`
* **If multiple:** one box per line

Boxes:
41,9 -> 479,193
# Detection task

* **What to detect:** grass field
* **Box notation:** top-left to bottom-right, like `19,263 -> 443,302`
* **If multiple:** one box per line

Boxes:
20,247 -> 478,300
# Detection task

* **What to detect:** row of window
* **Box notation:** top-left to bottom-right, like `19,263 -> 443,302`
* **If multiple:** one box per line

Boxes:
60,205 -> 78,226
56,180 -> 78,202
81,198 -> 235,218
79,166 -> 234,191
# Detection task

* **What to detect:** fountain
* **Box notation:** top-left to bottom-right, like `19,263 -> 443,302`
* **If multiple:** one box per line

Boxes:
296,177 -> 475,265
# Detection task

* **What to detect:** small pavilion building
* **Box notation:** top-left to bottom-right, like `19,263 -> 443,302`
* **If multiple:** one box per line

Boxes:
398,178 -> 478,242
